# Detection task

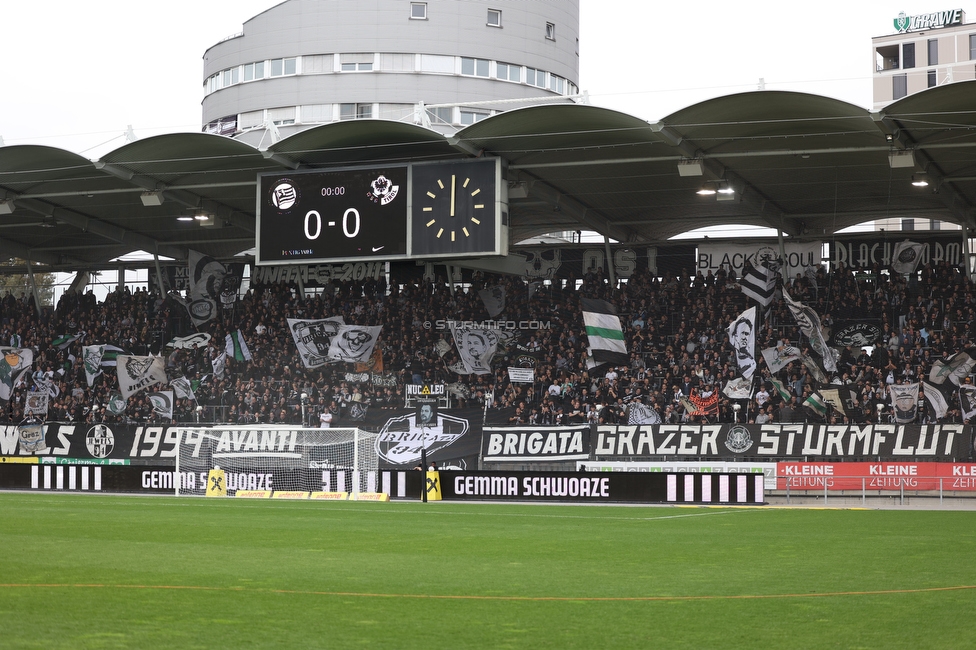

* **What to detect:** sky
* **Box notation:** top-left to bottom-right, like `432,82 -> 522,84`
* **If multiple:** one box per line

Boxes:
0,1 -> 950,159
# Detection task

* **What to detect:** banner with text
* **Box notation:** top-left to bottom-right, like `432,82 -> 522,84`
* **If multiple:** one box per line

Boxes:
777,461 -> 976,491
829,235 -> 964,271
482,426 -> 591,461
697,241 -> 822,279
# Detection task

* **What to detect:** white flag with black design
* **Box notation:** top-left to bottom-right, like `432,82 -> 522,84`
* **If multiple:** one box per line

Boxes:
148,390 -> 174,418
922,382 -> 949,420
170,376 -> 196,401
627,402 -> 661,425
478,286 -> 506,318
581,298 -> 627,366
959,384 -> 976,421
451,325 -> 499,375
761,345 -> 802,375
288,317 -> 345,368
740,259 -> 780,306
783,289 -> 837,373
24,393 -> 49,417
212,352 -> 226,380
728,306 -> 757,380
83,345 -> 104,386
889,383 -> 919,424
891,240 -> 925,274
328,325 -> 382,364
929,347 -> 976,386
723,376 -> 754,400
0,348 -> 34,404
116,355 -> 167,399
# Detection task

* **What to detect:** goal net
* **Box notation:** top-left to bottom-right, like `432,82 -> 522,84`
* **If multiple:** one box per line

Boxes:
174,426 -> 378,497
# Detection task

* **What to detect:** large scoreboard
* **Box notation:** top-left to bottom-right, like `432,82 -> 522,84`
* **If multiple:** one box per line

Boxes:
256,158 -> 507,265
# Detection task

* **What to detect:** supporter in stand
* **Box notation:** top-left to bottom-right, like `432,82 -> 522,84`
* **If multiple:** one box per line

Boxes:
0,259 -> 972,427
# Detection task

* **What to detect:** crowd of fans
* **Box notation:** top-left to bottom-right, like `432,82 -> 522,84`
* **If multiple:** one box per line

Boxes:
1,256 -> 972,428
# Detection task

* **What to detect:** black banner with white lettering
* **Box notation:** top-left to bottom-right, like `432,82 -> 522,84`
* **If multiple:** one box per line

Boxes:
594,424 -> 973,460
482,426 -> 591,461
439,470 -> 763,504
362,408 -> 483,470
829,235 -> 964,271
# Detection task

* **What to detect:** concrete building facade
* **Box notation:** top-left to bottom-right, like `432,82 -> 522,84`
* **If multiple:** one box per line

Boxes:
873,7 -> 976,109
202,0 -> 580,144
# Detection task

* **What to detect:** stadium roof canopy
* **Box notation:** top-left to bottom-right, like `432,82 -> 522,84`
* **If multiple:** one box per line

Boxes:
1,83 -> 975,270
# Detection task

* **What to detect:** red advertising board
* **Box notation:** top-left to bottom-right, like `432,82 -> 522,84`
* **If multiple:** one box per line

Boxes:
776,462 -> 976,491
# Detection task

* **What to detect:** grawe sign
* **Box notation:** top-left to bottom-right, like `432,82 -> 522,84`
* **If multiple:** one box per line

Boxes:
893,9 -> 964,33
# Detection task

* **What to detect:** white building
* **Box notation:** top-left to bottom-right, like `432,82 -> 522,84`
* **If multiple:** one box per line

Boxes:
202,0 -> 581,145
873,7 -> 976,109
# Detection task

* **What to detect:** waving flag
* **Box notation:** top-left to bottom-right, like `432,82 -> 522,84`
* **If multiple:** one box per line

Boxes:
581,298 -> 627,366
891,240 -> 924,274
225,330 -> 252,362
116,355 -> 167,399
740,259 -> 780,306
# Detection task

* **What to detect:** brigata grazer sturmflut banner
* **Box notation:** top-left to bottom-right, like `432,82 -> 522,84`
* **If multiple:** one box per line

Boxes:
594,424 -> 974,460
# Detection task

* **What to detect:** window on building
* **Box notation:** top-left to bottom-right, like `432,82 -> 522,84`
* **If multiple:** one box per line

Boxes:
268,107 -> 296,126
901,218 -> 915,231
971,34 -> 976,59
930,219 -> 941,231
487,9 -> 501,27
496,62 -> 520,82
526,67 -> 546,88
221,67 -> 240,87
428,107 -> 454,125
378,104 -> 414,121
303,55 -> 332,74
357,104 -> 373,119
893,74 -> 908,100
876,44 -> 899,71
380,53 -> 414,71
301,104 -> 333,123
420,54 -> 454,73
239,110 -> 265,130
460,110 -> 489,125
928,38 -> 938,65
339,104 -> 372,120
244,61 -> 267,81
461,57 -> 489,77
340,53 -> 373,72
902,42 -> 915,69
341,62 -> 373,71
928,69 -> 937,87
270,58 -> 297,77
410,2 -> 426,19
549,74 -> 565,94
545,22 -> 555,40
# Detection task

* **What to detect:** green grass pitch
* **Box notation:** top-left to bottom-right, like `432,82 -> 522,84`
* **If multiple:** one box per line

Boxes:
1,493 -> 974,649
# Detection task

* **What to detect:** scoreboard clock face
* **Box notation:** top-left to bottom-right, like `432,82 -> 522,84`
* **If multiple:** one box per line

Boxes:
256,165 -> 408,265
410,158 -> 503,258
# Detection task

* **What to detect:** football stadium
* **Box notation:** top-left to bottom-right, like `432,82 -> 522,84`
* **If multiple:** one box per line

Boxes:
3,1 -> 976,647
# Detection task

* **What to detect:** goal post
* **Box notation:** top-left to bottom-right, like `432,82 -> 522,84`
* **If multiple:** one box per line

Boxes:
173,426 -> 378,497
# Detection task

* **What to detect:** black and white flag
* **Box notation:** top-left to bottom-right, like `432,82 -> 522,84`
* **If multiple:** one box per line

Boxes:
891,240 -> 925,274
929,348 -> 976,386
783,289 -> 837,373
451,325 -> 499,375
761,345 -> 802,374
922,382 -> 950,420
24,393 -> 49,417
187,250 -> 227,327
83,345 -> 104,386
148,390 -> 174,419
722,375 -> 754,400
170,376 -> 196,401
212,352 -> 226,380
328,325 -> 382,364
959,384 -> 976,421
740,259 -> 780,306
116,355 -> 167,399
889,383 -> 919,424
288,317 -> 345,368
478,286 -> 506,318
581,298 -> 627,366
728,306 -> 757,380
627,402 -> 661,425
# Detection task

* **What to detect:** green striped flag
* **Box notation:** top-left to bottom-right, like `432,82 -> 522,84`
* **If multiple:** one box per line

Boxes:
581,298 -> 627,366
803,392 -> 827,417
225,330 -> 252,362
770,376 -> 792,402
